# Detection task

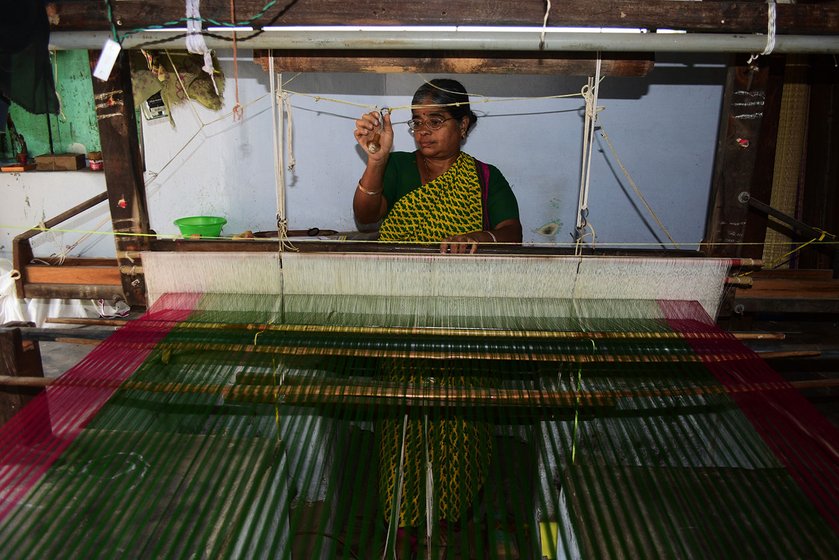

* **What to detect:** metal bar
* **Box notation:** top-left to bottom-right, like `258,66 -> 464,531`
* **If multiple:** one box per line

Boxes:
745,194 -> 838,276
50,30 -> 839,54
1,374 -> 836,403
4,323 -> 778,342
745,195 -> 837,242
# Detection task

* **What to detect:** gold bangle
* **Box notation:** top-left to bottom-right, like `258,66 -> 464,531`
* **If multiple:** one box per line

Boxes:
486,230 -> 498,243
357,181 -> 382,196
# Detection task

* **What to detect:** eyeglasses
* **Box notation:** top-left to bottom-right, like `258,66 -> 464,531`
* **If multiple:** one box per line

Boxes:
407,117 -> 455,132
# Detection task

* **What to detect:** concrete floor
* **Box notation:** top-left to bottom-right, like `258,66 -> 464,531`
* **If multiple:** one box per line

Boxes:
40,340 -> 99,379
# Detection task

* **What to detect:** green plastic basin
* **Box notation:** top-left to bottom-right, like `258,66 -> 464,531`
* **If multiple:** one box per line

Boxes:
174,216 -> 227,238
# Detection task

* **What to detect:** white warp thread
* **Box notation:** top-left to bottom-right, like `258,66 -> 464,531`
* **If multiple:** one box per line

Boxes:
280,253 -> 730,319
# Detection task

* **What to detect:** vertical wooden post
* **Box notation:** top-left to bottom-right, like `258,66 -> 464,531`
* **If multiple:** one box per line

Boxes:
703,55 -> 785,260
0,328 -> 44,427
89,50 -> 149,306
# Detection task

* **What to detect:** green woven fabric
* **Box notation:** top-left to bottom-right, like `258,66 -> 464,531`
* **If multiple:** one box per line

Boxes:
1,294 -> 836,559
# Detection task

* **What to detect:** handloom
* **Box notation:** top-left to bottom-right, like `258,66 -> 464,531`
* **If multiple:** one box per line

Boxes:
0,252 -> 837,559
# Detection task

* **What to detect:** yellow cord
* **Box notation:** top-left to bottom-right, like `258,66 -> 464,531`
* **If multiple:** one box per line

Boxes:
599,127 -> 680,248
571,339 -> 597,464
739,230 -> 834,276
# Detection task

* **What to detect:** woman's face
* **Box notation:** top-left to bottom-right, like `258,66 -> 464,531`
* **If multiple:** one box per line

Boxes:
411,98 -> 468,159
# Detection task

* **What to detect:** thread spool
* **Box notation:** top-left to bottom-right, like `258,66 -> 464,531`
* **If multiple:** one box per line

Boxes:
367,133 -> 381,154
366,108 -> 388,154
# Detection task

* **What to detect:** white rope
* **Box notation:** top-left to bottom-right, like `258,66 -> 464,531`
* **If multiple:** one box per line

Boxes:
282,87 -> 582,116
184,0 -> 219,96
382,413 -> 410,560
53,213 -> 113,261
575,54 -> 603,237
49,51 -> 67,122
574,223 -> 597,257
747,0 -> 778,65
36,218 -> 67,265
268,59 -> 294,251
599,127 -> 681,249
282,92 -> 296,172
269,59 -> 284,245
539,0 -> 552,49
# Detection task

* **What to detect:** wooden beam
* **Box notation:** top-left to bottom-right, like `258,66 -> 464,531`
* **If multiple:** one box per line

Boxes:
740,55 -> 786,260
733,269 -> 839,314
702,54 -> 785,260
736,277 -> 839,301
255,50 -> 654,77
89,50 -> 149,306
46,1 -> 839,35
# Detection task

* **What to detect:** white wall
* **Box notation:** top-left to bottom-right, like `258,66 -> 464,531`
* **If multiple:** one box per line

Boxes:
0,170 -> 112,261
1,51 -> 726,261
143,51 -> 724,248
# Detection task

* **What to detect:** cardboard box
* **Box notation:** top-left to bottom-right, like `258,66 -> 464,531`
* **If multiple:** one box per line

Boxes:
34,153 -> 86,171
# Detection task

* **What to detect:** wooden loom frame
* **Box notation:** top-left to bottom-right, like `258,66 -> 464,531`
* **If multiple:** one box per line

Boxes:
9,1 -> 839,311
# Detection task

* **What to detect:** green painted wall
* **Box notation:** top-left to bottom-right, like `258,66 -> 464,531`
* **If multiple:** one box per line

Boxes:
6,50 -> 101,158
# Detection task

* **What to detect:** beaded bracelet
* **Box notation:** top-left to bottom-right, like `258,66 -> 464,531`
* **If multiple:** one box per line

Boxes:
357,181 -> 382,196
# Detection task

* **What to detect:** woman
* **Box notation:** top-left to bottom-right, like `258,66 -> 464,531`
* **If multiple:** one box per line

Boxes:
353,78 -> 522,253
352,80 -> 522,558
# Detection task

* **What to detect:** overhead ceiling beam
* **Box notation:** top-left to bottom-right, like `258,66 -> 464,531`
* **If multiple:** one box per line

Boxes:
46,0 -> 839,35
253,50 -> 654,77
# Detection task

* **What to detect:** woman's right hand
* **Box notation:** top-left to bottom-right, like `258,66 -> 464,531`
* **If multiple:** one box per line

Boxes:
354,110 -> 393,161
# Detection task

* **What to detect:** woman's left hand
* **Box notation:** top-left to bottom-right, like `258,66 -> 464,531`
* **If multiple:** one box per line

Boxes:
440,231 -> 491,254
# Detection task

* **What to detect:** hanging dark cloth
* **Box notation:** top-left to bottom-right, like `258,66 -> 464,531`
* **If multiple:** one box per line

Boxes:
0,0 -> 60,131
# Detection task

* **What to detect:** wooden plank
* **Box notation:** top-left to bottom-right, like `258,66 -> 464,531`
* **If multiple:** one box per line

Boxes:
256,50 -> 654,77
147,237 -> 706,258
23,283 -> 126,300
736,278 -> 839,300
24,265 -> 122,286
735,298 -> 839,314
46,1 -> 839,35
89,50 -> 149,306
750,269 -> 834,280
37,257 -> 119,267
10,326 -> 116,342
